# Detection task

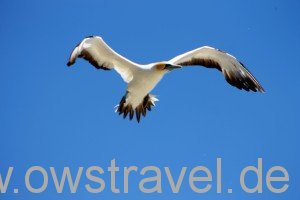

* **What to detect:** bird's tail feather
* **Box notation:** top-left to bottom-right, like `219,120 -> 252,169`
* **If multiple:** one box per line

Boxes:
115,94 -> 158,123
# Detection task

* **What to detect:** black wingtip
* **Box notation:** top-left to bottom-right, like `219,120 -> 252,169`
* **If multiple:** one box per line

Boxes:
67,61 -> 72,67
258,86 -> 266,93
86,35 -> 95,39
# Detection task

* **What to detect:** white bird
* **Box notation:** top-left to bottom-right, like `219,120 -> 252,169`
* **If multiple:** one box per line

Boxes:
67,36 -> 264,122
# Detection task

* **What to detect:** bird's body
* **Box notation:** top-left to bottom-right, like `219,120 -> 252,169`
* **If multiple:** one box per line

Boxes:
126,66 -> 163,108
67,36 -> 264,122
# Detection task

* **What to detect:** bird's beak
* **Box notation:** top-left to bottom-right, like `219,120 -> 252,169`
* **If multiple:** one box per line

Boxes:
164,64 -> 182,71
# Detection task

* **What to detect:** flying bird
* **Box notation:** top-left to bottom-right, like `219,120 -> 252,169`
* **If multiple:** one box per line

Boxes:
67,36 -> 264,122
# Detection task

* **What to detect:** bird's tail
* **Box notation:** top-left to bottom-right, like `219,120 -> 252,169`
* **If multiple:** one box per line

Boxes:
115,94 -> 158,123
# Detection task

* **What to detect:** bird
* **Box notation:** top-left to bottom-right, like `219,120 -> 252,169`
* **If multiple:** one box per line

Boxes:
67,36 -> 264,122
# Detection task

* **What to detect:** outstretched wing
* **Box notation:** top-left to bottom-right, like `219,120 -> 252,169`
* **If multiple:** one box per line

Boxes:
169,46 -> 264,92
67,36 -> 138,83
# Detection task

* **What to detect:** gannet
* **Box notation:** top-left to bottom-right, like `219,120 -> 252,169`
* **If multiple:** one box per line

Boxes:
67,36 -> 264,122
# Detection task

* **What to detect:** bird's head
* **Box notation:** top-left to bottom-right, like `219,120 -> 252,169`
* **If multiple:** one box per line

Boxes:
153,62 -> 182,73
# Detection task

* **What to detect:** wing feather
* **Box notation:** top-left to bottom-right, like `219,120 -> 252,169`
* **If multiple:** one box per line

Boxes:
67,36 -> 138,83
169,46 -> 265,92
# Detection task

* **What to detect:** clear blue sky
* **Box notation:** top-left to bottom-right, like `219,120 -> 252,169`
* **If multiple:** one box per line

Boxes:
0,0 -> 299,199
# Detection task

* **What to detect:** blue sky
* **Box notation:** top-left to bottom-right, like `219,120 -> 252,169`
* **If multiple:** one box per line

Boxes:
0,0 -> 300,199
